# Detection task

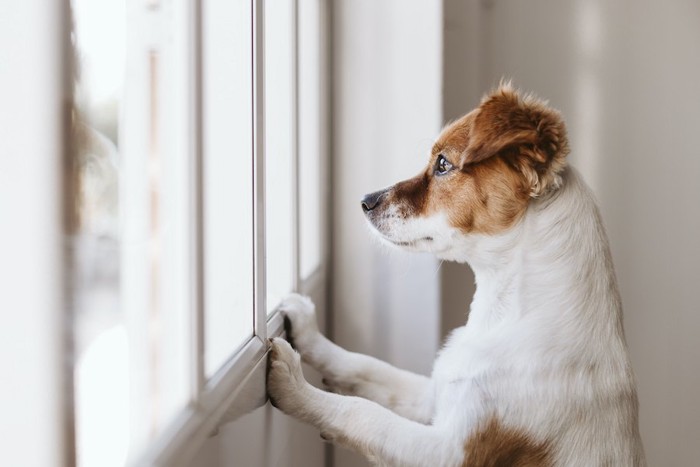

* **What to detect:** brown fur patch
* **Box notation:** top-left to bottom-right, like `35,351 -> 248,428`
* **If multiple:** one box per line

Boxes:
390,173 -> 430,217
371,84 -> 569,236
463,417 -> 552,467
424,84 -> 568,233
425,156 -> 531,234
436,83 -> 569,198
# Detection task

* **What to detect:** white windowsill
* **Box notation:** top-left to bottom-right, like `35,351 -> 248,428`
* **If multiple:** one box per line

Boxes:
134,310 -> 286,467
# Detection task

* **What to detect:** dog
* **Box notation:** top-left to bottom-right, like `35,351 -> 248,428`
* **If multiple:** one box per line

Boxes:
267,83 -> 646,466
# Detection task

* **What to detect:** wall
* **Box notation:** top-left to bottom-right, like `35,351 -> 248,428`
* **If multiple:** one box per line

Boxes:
330,1 -> 443,465
0,1 -> 70,466
439,0 -> 481,339
445,0 -> 700,465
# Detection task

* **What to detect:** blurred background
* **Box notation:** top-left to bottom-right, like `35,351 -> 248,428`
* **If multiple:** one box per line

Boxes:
1,1 -> 698,466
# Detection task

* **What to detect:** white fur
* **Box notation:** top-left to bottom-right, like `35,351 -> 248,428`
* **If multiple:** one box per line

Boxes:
267,167 -> 646,466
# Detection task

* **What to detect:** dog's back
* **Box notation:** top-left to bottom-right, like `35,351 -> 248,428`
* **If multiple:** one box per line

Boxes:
433,167 -> 645,466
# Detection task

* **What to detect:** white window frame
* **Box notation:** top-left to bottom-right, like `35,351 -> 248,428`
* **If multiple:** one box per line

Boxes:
74,0 -> 329,465
2,0 -> 329,465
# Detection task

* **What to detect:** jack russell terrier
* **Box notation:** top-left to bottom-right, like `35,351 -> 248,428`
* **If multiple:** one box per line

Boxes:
267,83 -> 646,467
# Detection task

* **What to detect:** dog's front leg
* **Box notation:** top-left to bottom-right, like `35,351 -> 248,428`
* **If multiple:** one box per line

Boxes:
278,294 -> 434,423
267,338 -> 461,467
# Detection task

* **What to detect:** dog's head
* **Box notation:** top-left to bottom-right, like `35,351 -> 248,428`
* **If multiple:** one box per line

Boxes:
362,83 -> 569,257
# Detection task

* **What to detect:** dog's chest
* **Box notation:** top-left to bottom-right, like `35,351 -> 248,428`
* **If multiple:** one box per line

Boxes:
430,324 -> 533,417
432,325 -> 502,381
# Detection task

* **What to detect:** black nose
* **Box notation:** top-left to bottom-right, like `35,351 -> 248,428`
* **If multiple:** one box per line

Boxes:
361,189 -> 387,212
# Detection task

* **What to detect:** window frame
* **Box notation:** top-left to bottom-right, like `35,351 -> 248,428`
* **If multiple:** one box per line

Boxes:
4,0 -> 330,464
124,0 -> 329,464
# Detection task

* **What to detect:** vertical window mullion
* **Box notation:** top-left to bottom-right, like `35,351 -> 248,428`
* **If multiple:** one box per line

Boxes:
292,0 -> 301,293
191,0 -> 205,401
253,0 -> 267,340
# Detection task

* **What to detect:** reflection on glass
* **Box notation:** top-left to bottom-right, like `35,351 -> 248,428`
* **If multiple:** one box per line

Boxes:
71,0 -> 128,465
71,0 -> 190,463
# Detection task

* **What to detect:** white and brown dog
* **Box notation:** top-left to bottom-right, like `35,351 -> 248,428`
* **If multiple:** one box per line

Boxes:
267,84 -> 646,466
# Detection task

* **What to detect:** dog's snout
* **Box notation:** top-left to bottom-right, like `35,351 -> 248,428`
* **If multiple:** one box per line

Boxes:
361,189 -> 387,213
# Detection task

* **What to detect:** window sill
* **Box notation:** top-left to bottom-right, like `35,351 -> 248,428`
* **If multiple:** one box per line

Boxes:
135,311 -> 286,467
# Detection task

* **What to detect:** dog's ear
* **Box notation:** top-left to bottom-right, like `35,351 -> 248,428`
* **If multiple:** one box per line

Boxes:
462,83 -> 569,197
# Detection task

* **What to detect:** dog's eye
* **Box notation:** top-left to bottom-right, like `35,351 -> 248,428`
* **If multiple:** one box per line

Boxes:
434,155 -> 453,176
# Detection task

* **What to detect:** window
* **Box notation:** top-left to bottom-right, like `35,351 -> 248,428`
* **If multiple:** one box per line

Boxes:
69,0 -> 328,464
201,0 -> 256,377
265,0 -> 296,314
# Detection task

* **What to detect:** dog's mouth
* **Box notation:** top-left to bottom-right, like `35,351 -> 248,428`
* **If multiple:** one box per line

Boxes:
388,236 -> 434,247
362,204 -> 435,249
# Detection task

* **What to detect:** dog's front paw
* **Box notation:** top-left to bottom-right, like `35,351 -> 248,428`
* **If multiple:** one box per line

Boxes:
279,293 -> 319,351
267,337 -> 311,416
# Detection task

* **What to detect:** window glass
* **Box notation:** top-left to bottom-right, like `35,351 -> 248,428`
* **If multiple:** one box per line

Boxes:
70,0 -> 327,462
202,0 -> 255,376
72,0 -> 190,463
265,0 -> 295,313
298,0 -> 323,279
71,1 -> 130,464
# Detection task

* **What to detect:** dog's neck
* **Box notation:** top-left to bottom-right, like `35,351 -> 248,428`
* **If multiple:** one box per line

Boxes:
460,167 -> 624,334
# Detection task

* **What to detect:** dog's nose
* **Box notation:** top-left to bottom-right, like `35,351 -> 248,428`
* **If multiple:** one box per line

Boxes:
361,189 -> 387,212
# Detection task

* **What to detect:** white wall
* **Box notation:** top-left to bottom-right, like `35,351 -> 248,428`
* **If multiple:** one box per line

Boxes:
331,1 -> 443,465
445,0 -> 700,465
331,1 -> 443,376
439,0 -> 482,339
0,2 -> 70,466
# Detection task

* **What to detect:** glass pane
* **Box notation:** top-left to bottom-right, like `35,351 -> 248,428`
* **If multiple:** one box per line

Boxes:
265,0 -> 295,313
70,1 -> 130,464
202,0 -> 255,376
298,0 -> 323,279
71,0 -> 190,463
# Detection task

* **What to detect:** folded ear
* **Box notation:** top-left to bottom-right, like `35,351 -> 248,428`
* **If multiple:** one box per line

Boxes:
463,83 -> 569,197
